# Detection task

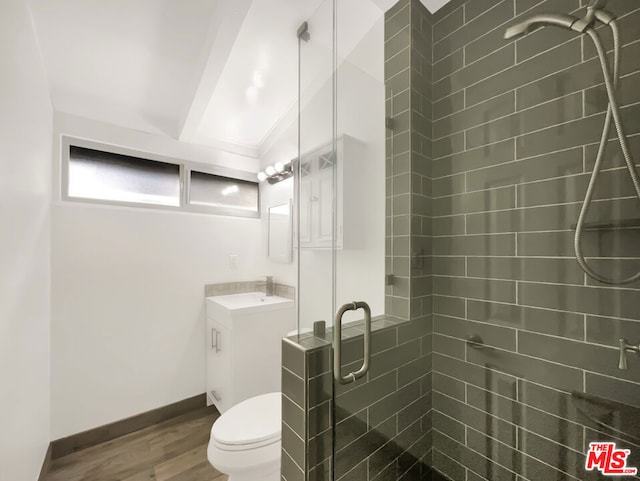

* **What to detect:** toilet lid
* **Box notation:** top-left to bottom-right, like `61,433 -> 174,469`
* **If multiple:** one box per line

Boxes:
212,392 -> 281,447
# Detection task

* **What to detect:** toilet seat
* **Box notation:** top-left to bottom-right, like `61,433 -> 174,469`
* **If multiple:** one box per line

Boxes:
212,434 -> 280,451
208,392 -> 282,481
211,392 -> 281,452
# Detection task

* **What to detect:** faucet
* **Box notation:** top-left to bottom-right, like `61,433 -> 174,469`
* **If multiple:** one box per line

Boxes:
618,338 -> 640,370
265,276 -> 274,296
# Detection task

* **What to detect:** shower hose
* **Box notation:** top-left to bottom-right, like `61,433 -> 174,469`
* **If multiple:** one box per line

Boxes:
574,21 -> 640,285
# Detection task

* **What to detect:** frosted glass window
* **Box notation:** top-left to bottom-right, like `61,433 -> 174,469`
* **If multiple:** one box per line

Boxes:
189,171 -> 258,212
68,146 -> 180,206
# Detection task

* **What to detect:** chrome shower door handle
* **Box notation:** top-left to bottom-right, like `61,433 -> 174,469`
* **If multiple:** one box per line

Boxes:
334,301 -> 372,385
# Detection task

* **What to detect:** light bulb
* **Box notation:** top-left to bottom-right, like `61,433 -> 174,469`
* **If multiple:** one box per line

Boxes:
265,166 -> 276,176
274,162 -> 285,173
257,172 -> 267,182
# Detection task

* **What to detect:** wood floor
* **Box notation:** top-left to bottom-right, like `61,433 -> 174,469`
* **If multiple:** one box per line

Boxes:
45,406 -> 228,481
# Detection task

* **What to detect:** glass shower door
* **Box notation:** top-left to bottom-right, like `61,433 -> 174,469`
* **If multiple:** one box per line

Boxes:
296,0 -> 432,480
330,0 -> 434,480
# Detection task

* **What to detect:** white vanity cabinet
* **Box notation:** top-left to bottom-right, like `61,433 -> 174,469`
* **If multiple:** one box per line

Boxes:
205,318 -> 232,412
205,292 -> 295,413
298,135 -> 365,249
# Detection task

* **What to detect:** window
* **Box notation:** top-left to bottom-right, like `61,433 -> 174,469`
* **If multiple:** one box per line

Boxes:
68,146 -> 181,206
62,137 -> 259,218
189,171 -> 258,212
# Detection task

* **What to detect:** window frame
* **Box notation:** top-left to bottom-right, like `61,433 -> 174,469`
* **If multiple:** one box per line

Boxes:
61,136 -> 260,219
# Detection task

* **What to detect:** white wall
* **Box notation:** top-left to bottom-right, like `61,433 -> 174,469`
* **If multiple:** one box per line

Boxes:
0,0 -> 53,479
51,113 -> 266,439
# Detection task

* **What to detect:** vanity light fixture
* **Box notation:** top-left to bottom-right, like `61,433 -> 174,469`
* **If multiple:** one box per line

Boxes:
257,160 -> 294,184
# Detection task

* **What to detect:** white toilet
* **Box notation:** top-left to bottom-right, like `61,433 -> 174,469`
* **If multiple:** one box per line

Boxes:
207,392 -> 282,481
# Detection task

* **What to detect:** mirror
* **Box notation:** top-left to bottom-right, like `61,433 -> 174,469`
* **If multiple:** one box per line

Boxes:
268,200 -> 292,263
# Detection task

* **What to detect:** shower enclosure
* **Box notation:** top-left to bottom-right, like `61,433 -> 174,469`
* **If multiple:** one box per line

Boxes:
282,0 -> 640,480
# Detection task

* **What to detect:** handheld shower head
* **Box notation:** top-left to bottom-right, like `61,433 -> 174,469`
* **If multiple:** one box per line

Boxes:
504,13 -> 580,40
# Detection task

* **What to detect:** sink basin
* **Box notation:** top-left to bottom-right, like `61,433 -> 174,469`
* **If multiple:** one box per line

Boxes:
209,292 -> 291,310
206,292 -> 294,326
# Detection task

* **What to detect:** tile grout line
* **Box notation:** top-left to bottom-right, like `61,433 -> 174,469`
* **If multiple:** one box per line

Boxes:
435,343 -> 640,390
433,96 -> 640,144
435,379 -> 582,438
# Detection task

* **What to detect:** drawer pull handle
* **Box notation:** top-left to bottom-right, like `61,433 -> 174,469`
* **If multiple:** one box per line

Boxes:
211,328 -> 221,352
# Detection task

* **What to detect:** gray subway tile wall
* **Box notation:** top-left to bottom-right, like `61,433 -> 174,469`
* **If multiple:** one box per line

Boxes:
281,316 -> 433,481
430,0 -> 640,481
282,339 -> 308,481
386,0 -> 434,326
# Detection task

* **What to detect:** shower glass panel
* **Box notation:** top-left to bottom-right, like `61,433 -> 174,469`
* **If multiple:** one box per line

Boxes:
330,1 -> 434,480
297,0 -> 338,336
297,0 -> 431,479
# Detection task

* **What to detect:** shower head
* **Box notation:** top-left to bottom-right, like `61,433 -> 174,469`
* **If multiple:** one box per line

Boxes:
504,13 -> 580,40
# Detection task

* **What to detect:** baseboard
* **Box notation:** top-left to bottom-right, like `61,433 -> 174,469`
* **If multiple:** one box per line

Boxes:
37,443 -> 52,481
50,393 -> 207,459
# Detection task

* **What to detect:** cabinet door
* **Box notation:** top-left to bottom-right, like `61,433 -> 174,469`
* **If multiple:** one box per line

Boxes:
206,321 -> 233,412
315,169 -> 334,245
298,157 -> 313,246
299,178 -> 312,245
297,141 -> 347,248
315,150 -> 338,246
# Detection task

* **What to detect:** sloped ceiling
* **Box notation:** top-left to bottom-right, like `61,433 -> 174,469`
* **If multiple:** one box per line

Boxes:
30,0 -> 219,136
29,0 -> 451,158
